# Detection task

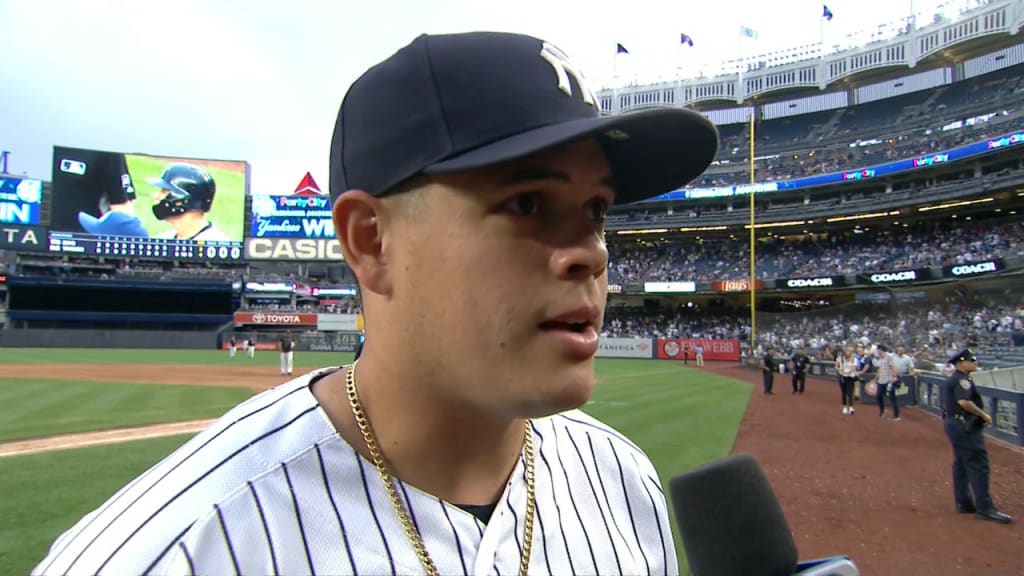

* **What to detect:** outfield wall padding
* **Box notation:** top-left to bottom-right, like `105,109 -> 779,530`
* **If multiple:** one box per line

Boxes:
0,328 -> 216,350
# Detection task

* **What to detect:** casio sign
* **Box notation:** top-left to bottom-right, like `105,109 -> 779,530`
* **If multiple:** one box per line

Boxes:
870,271 -> 916,283
951,262 -> 997,276
786,277 -> 833,288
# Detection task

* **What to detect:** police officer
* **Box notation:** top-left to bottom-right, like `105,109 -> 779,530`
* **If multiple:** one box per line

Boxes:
940,349 -> 1013,524
761,347 -> 775,395
790,347 -> 811,394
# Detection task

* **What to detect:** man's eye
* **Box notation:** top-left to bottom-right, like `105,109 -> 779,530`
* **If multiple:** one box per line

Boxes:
506,193 -> 542,216
587,198 -> 609,222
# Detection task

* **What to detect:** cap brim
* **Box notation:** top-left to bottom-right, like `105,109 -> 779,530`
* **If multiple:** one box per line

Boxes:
422,107 -> 718,206
78,212 -> 102,234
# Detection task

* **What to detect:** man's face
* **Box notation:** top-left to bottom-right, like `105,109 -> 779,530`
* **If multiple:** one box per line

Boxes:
380,139 -> 613,418
958,358 -> 979,373
896,346 -> 905,356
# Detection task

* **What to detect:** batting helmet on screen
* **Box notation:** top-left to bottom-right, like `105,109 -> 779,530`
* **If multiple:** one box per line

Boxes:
148,163 -> 216,220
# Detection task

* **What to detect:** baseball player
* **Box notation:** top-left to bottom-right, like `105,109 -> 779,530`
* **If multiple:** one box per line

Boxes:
228,335 -> 237,358
35,31 -> 718,575
147,163 -> 230,241
245,338 -> 255,358
278,334 -> 294,375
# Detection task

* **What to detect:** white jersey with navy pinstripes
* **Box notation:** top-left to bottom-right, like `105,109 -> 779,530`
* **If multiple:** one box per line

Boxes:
34,367 -> 678,575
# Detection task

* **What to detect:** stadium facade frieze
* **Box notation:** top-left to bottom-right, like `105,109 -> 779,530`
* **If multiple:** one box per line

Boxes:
597,1 -> 1022,110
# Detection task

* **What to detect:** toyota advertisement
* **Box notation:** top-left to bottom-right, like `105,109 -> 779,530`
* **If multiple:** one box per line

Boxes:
234,312 -> 318,327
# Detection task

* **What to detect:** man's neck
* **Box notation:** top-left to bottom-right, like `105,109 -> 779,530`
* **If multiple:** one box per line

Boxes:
171,213 -> 210,239
312,353 -> 526,506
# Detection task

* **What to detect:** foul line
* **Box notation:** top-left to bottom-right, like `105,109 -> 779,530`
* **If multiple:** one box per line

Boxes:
0,419 -> 217,458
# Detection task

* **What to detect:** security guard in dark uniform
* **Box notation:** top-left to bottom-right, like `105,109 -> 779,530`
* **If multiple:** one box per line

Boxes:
761,347 -> 775,395
790,347 -> 811,394
940,349 -> 1013,524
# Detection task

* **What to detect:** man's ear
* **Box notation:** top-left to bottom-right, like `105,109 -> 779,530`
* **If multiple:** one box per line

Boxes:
332,190 -> 392,296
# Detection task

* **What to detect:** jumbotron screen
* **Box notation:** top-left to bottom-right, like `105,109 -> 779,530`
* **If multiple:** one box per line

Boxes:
48,146 -> 248,261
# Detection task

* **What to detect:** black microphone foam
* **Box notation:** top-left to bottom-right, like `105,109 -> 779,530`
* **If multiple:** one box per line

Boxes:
669,453 -> 798,576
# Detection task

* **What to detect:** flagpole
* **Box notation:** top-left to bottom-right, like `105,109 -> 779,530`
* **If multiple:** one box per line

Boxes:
819,9 -> 825,56
749,110 -> 757,353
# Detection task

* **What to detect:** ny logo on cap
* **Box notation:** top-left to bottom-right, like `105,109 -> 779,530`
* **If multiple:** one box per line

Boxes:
539,42 -> 599,110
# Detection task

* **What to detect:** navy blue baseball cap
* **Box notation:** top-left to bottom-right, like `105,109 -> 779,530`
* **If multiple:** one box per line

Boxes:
948,349 -> 978,365
330,31 -> 719,205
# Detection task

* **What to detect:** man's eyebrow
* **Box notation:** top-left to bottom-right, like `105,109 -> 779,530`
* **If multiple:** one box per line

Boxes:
497,167 -> 616,194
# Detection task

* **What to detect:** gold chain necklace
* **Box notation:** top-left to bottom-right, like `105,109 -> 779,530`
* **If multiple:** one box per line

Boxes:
345,361 -> 536,576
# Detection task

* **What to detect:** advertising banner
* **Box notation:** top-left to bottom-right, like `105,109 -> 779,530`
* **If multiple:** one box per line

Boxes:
1,225 -> 48,252
656,338 -> 741,361
233,312 -> 318,326
0,177 -> 43,226
644,281 -> 696,293
249,173 -> 335,239
712,279 -> 764,292
317,314 -> 364,332
943,260 -> 1003,279
864,268 -> 931,284
244,237 -> 344,261
775,276 -> 845,289
596,337 -> 654,359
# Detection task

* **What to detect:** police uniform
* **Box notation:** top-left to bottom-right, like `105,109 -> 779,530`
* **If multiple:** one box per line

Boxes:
940,349 -> 1013,524
790,349 -> 811,394
761,349 -> 775,395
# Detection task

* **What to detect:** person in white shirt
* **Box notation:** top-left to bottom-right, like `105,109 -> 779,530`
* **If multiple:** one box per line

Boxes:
873,344 -> 901,421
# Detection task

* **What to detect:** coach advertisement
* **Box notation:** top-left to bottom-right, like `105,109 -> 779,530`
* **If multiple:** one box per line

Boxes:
943,259 -> 1003,279
597,337 -> 654,359
774,275 -> 845,290
233,312 -> 318,327
1,225 -> 48,252
656,338 -> 741,361
863,268 -> 932,284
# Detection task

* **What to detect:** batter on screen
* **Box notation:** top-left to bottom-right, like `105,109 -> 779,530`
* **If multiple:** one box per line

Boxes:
35,31 -> 718,576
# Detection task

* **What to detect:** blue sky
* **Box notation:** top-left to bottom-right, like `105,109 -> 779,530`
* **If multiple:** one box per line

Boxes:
2,0 -> 959,195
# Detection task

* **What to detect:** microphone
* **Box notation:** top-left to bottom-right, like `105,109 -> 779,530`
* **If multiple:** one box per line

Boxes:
669,453 -> 859,576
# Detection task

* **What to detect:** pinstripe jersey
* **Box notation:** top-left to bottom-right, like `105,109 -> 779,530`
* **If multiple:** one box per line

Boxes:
34,367 -> 678,576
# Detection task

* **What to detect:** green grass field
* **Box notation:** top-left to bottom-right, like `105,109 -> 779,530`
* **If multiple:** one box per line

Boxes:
0,350 -> 753,575
125,154 -> 246,242
0,435 -> 195,576
0,378 -> 253,442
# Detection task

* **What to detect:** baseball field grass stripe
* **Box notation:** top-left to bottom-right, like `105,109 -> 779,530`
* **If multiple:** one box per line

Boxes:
0,378 -> 252,442
0,434 -> 196,576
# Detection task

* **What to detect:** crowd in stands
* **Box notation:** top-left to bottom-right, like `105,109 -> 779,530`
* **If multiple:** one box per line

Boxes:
607,219 -> 1024,285
601,301 -> 1024,369
693,64 -> 1024,188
